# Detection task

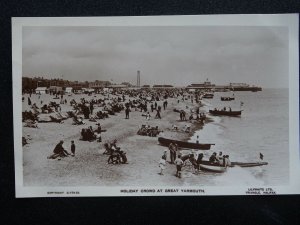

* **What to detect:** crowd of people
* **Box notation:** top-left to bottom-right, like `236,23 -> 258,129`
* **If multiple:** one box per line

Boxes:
24,87 -> 216,180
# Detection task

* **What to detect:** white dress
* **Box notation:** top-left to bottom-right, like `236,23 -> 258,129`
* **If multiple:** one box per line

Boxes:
159,158 -> 166,170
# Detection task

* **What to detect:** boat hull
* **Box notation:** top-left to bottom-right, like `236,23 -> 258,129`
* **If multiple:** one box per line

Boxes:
221,97 -> 235,101
209,110 -> 242,116
202,95 -> 214,99
231,161 -> 268,167
158,137 -> 214,150
199,161 -> 227,173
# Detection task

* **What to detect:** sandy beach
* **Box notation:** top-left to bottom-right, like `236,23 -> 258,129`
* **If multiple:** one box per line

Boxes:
22,92 -> 210,186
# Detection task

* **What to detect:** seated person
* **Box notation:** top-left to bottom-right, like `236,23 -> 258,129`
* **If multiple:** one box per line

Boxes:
110,139 -> 119,151
209,152 -> 219,164
172,124 -> 178,130
196,153 -> 204,170
73,116 -> 84,125
183,124 -> 191,133
47,140 -> 70,159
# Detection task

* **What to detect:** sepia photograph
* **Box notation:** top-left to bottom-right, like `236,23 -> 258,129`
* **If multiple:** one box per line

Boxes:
12,14 -> 299,196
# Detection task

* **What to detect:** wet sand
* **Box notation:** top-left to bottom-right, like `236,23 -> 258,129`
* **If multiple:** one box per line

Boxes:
22,93 -> 210,186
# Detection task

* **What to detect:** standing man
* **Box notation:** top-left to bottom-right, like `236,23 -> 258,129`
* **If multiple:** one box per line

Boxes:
125,106 -> 130,119
155,108 -> 161,119
174,154 -> 184,178
95,123 -> 102,142
169,142 -> 176,164
89,102 -> 94,115
28,97 -> 32,106
168,142 -> 176,164
71,140 -> 76,156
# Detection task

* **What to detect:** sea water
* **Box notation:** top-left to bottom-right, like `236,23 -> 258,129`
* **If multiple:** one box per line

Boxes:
187,89 -> 289,186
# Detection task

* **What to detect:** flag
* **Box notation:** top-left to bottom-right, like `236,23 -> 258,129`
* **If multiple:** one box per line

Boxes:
259,153 -> 264,160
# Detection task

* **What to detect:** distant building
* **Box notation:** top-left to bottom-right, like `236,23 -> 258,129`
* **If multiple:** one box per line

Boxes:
121,82 -> 132,87
107,84 -> 128,90
186,79 -> 216,90
153,85 -> 174,89
35,87 -> 48,94
49,86 -> 63,94
89,80 -> 111,89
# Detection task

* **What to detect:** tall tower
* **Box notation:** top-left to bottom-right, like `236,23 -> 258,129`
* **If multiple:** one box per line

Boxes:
137,70 -> 140,87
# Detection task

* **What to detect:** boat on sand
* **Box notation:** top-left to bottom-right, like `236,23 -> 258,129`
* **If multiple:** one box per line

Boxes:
231,161 -> 268,167
158,137 -> 214,150
199,161 -> 227,173
221,97 -> 235,101
209,109 -> 242,116
198,161 -> 268,172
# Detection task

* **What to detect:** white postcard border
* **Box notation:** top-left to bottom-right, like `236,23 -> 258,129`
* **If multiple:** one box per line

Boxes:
12,14 -> 299,197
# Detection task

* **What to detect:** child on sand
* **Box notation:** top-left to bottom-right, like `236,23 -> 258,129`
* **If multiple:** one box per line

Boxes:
158,150 -> 167,175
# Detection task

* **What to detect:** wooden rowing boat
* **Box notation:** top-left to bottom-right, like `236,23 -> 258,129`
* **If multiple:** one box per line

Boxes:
158,137 -> 214,150
221,97 -> 235,101
202,93 -> 214,99
199,160 -> 227,173
209,109 -> 242,116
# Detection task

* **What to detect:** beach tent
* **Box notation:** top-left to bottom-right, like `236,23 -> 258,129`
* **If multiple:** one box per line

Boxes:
65,87 -> 73,93
35,87 -> 48,94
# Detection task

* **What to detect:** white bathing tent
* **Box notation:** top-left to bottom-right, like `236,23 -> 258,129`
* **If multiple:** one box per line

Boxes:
35,87 -> 48,94
65,87 -> 73,93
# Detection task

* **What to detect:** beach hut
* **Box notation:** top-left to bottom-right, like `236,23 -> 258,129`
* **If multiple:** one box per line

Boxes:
65,87 -> 73,93
35,87 -> 48,94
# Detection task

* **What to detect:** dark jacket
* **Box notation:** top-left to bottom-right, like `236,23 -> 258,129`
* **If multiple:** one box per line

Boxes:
53,143 -> 64,154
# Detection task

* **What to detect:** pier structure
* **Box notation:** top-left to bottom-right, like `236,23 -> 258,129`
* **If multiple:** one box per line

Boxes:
186,80 -> 262,92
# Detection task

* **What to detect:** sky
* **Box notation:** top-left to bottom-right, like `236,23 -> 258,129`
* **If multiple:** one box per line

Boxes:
22,26 -> 289,88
